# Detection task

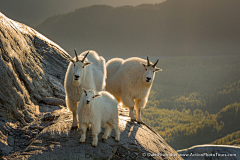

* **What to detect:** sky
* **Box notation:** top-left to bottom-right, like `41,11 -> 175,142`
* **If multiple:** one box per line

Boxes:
0,0 -> 165,26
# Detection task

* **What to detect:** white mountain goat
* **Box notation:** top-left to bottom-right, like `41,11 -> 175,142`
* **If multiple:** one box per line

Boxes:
64,49 -> 106,130
78,88 -> 120,147
106,56 -> 162,123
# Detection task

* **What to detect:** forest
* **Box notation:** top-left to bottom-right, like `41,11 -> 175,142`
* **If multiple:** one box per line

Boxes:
141,55 -> 240,150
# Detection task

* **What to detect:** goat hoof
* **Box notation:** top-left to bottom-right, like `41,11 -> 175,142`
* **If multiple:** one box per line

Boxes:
102,138 -> 107,142
92,144 -> 97,148
71,126 -> 78,130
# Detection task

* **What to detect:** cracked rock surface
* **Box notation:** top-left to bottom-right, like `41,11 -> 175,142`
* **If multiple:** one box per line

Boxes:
0,12 -> 182,160
6,105 -> 181,160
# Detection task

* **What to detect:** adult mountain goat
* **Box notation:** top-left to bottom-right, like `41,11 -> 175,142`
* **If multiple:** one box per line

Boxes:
64,49 -> 106,130
78,88 -> 120,147
106,57 -> 162,123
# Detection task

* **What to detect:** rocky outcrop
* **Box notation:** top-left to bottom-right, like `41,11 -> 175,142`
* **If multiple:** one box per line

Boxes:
2,106 -> 181,160
0,12 -> 182,159
0,12 -> 70,125
177,145 -> 240,160
0,11 -> 70,156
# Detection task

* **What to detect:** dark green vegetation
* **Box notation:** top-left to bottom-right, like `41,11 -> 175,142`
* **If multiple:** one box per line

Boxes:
211,131 -> 240,145
142,56 -> 240,150
35,0 -> 240,57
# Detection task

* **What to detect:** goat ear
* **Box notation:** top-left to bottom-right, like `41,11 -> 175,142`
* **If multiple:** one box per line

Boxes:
155,68 -> 162,72
93,94 -> 100,98
84,62 -> 92,67
82,88 -> 87,94
140,62 -> 146,68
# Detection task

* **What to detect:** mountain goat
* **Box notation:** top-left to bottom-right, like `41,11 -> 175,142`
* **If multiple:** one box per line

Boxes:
78,88 -> 120,147
106,57 -> 162,123
64,49 -> 106,130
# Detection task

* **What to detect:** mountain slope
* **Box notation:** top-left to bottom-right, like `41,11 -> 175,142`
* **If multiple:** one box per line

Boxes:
35,0 -> 240,57
0,0 -> 165,26
211,130 -> 240,145
142,100 -> 240,150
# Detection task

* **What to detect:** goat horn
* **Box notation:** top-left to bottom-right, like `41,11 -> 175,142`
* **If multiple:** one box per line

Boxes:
74,48 -> 79,62
153,59 -> 159,68
147,56 -> 150,66
82,51 -> 89,62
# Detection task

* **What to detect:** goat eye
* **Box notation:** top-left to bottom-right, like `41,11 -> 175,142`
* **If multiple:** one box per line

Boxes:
74,64 -> 75,66
86,94 -> 87,96
82,66 -> 84,68
92,96 -> 94,98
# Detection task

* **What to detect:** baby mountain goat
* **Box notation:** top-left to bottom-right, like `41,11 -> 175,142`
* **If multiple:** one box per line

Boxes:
78,88 -> 120,147
106,57 -> 162,123
64,49 -> 106,130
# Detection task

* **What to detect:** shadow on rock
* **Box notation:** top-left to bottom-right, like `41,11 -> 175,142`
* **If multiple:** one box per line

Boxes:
9,106 -> 182,160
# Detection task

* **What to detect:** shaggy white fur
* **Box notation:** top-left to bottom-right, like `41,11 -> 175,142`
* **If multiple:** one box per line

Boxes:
106,57 -> 162,123
64,50 -> 106,130
78,89 -> 120,147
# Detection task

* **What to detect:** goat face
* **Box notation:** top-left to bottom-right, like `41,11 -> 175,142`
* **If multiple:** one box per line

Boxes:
72,60 -> 92,86
71,49 -> 92,86
141,57 -> 162,84
82,88 -> 100,106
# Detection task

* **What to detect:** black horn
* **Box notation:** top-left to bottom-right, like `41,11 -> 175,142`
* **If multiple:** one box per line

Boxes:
153,59 -> 159,68
74,48 -> 79,62
81,51 -> 89,62
147,56 -> 150,66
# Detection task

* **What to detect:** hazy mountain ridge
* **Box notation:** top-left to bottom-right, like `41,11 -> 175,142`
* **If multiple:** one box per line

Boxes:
36,0 -> 240,57
0,0 -> 166,26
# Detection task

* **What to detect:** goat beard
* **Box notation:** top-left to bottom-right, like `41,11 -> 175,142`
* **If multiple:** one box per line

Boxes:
143,80 -> 152,87
72,79 -> 81,86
